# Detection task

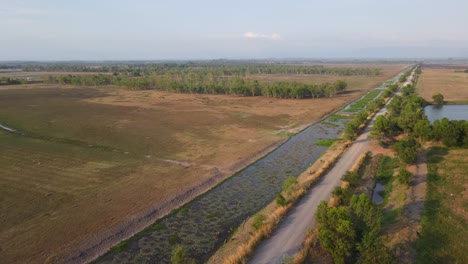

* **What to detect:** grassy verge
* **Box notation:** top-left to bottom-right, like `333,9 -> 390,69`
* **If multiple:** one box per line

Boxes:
376,156 -> 399,205
415,147 -> 468,263
445,100 -> 468,105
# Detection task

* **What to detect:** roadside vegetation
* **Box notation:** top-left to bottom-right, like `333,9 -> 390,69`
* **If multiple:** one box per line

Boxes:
344,75 -> 401,140
293,67 -> 417,264
365,65 -> 468,263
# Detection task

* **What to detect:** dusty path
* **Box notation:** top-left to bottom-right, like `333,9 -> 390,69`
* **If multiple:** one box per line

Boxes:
249,108 -> 378,264
406,153 -> 428,222
249,69 -> 415,264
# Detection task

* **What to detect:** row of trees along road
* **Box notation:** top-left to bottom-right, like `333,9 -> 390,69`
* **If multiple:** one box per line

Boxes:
314,68 -> 418,264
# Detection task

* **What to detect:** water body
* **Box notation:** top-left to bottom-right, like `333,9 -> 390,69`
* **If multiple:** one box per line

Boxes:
372,183 -> 385,204
95,72 -> 406,264
424,104 -> 468,123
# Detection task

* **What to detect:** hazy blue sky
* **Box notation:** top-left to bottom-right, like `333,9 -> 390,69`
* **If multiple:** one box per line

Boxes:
1,0 -> 468,60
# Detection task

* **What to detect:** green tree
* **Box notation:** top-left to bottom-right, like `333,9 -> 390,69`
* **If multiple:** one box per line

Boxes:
394,137 -> 420,164
317,207 -> 356,264
432,93 -> 444,105
413,118 -> 432,142
371,115 -> 392,142
345,120 -> 359,140
397,167 -> 412,185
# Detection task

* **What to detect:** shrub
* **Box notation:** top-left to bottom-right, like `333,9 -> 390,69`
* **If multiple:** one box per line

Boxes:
342,170 -> 360,187
114,241 -> 128,251
276,194 -> 287,207
332,186 -> 351,205
397,167 -> 412,185
394,137 -> 420,164
171,245 -> 195,264
252,214 -> 266,230
282,176 -> 298,194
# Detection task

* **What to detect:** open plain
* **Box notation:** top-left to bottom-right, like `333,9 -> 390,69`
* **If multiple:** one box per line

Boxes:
0,64 -> 406,263
417,67 -> 468,102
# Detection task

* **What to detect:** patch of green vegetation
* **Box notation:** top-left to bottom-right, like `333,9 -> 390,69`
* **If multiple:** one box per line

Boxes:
150,223 -> 166,231
206,212 -> 218,219
252,214 -> 266,230
285,170 -> 292,174
382,208 -> 400,225
415,147 -> 467,264
282,176 -> 298,195
168,235 -> 180,245
321,121 -> 339,127
328,114 -> 349,122
113,241 -> 128,252
171,245 -> 195,264
276,194 -> 287,207
445,99 -> 468,105
278,132 -> 295,138
376,156 -> 398,184
344,89 -> 382,113
376,156 -> 398,205
315,138 -> 337,147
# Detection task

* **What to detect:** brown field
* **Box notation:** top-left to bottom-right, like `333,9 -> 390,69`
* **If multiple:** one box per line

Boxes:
0,64 -> 406,264
417,67 -> 468,102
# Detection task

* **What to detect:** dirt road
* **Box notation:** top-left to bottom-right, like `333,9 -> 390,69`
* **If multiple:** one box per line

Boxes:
249,69 -> 415,264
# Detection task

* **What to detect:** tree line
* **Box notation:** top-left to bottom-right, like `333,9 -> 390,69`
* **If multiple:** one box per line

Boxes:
0,77 -> 31,85
46,73 -> 348,99
3,61 -> 382,77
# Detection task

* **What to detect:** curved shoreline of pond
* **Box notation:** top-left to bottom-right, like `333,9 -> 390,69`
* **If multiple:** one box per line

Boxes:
92,69 -> 409,264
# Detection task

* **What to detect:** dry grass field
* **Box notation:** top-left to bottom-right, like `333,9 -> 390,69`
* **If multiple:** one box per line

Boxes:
417,67 -> 468,102
0,64 -> 406,263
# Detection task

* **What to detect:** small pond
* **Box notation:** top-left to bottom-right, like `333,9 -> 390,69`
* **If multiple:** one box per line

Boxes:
424,104 -> 468,123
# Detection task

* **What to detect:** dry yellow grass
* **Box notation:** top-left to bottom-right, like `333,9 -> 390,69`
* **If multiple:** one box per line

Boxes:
0,64 -> 406,264
417,67 -> 468,102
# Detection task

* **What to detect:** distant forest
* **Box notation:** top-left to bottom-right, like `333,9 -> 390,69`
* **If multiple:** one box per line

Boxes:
46,73 -> 348,99
0,61 -> 387,98
1,61 -> 382,76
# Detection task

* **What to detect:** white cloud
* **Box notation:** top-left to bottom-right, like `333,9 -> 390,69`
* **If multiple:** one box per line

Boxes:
243,32 -> 281,40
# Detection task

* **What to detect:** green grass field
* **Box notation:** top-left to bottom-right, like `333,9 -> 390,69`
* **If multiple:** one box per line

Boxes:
415,147 -> 468,264
343,89 -> 383,113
